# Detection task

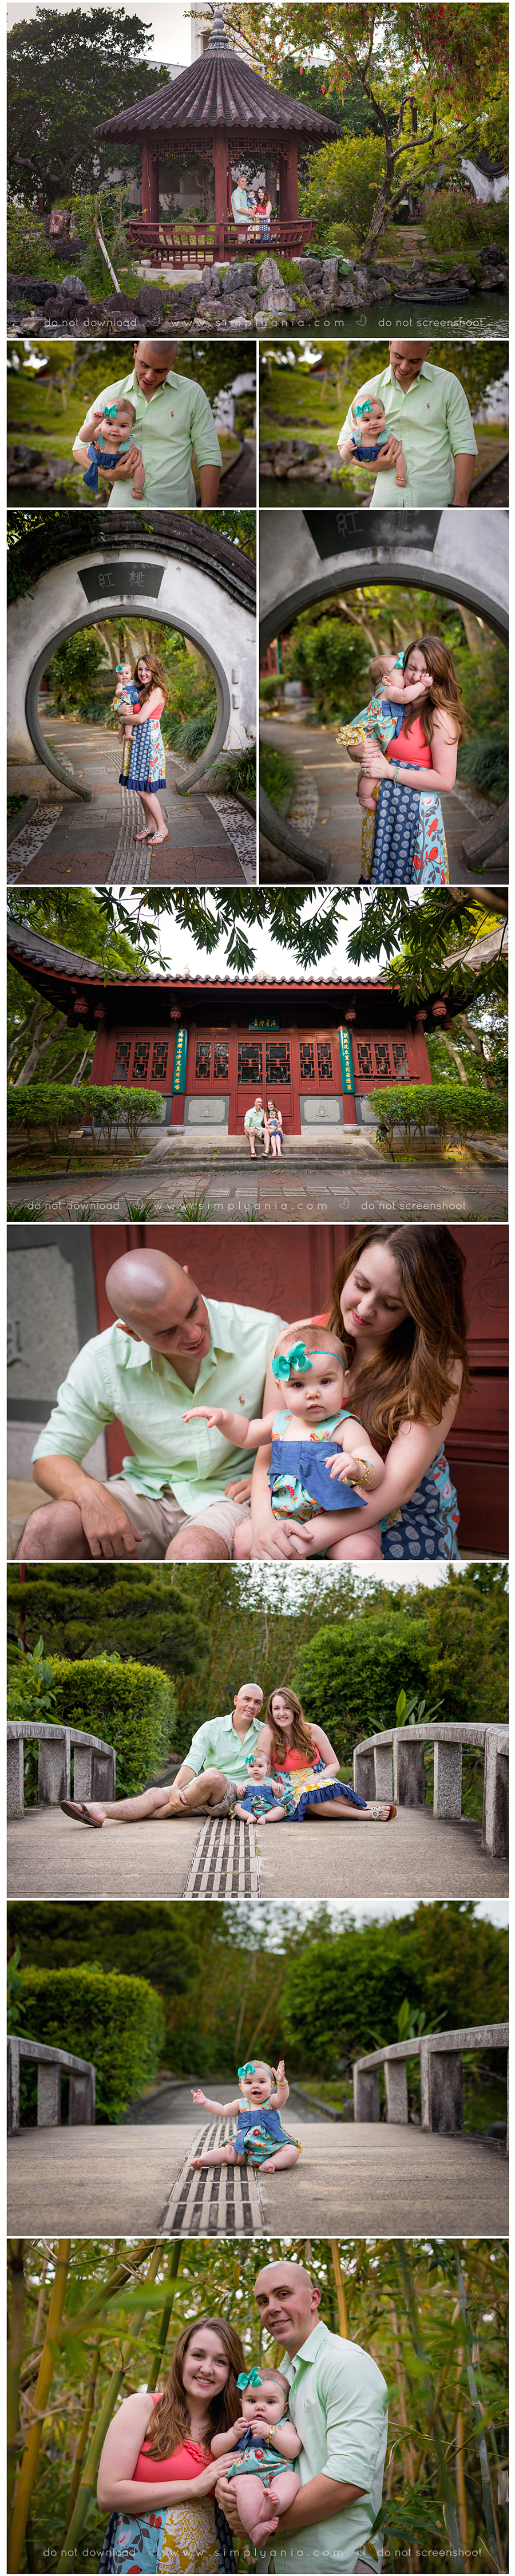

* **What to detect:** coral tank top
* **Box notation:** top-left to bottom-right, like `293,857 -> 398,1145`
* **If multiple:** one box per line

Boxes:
135,2411 -> 212,2484
272,1743 -> 316,1772
386,716 -> 431,768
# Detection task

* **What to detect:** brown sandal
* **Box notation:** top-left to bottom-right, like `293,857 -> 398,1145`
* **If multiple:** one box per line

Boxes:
60,1800 -> 104,1828
370,1802 -> 397,1821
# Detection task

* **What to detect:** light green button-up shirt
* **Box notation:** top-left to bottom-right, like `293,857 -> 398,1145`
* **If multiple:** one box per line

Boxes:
341,359 -> 477,508
32,1295 -> 285,1512
185,1708 -> 264,1784
262,2320 -> 388,2575
76,366 -> 221,510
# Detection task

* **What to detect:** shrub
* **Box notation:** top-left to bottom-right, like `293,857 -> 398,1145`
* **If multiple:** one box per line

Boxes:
46,1654 -> 176,1795
370,1081 -> 506,1157
300,136 -> 385,245
7,1085 -> 165,1154
7,205 -> 51,274
457,730 -> 508,807
260,745 -> 297,811
16,1965 -> 165,2123
423,191 -> 508,257
165,713 -> 214,758
259,675 -> 282,706
293,1616 -> 430,1768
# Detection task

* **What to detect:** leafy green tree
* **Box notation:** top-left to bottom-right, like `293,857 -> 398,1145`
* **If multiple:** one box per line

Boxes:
7,889 -> 145,1088
293,1613 -> 431,1766
7,9 -> 168,210
7,1564 -> 210,1683
282,1902 -> 508,2071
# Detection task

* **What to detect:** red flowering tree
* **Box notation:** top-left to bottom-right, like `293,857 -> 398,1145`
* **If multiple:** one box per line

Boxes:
208,3 -> 508,258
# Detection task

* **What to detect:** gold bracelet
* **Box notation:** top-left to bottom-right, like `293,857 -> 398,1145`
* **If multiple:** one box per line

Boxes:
352,1456 -> 375,1488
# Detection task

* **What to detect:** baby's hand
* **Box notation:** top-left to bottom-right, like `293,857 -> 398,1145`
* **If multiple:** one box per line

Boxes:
275,2059 -> 286,2086
89,408 -> 105,429
191,2086 -> 207,2104
324,1448 -> 364,1484
182,1404 -> 229,1429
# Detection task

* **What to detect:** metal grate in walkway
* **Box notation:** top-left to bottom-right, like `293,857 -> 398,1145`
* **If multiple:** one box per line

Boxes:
183,1814 -> 260,1901
106,787 -> 150,882
163,2120 -> 263,2235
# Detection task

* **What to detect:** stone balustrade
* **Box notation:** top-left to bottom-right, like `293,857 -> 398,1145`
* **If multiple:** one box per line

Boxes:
7,1719 -> 116,1818
353,2022 -> 508,2139
7,2036 -> 96,2135
353,1724 -> 508,1856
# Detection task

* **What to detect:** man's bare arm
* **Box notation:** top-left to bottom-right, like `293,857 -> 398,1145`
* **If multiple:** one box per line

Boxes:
199,464 -> 220,504
31,1456 -> 138,1557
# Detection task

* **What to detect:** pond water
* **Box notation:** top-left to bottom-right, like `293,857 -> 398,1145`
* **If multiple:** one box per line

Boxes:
260,294 -> 509,341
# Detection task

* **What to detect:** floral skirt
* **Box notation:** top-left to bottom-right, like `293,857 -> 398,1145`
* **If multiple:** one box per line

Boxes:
160,2502 -> 218,2571
271,1764 -> 366,1820
361,783 -> 449,886
121,716 -> 166,793
380,1448 -> 460,1559
232,2121 -> 301,2164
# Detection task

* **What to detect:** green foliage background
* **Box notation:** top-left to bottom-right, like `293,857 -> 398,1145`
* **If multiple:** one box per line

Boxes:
14,1964 -> 165,2123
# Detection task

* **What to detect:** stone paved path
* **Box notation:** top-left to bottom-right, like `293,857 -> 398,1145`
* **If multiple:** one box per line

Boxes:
260,717 -> 505,885
8,717 -> 252,883
7,1157 -> 508,1223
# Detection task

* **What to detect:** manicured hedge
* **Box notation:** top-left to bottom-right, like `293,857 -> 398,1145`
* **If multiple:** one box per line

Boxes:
371,1082 -> 506,1156
17,1965 -> 165,2123
46,1655 -> 176,1796
7,1084 -> 164,1152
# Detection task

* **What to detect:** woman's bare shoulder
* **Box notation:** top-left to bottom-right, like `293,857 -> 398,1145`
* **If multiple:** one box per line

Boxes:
432,706 -> 459,744
116,2389 -> 156,2425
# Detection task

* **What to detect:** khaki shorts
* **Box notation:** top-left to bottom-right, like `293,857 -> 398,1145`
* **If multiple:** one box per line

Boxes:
165,1775 -> 240,1819
103,1477 -> 249,1561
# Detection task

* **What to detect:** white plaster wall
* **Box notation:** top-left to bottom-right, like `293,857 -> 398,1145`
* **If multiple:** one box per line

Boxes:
259,512 -> 508,631
7,548 -> 256,762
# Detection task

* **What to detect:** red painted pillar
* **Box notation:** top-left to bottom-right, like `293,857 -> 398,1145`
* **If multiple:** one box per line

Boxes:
213,131 -> 228,251
142,139 -> 150,223
279,140 -> 298,222
149,147 -> 159,223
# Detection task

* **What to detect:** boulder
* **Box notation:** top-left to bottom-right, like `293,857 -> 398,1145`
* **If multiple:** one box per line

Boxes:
321,256 -> 339,298
60,272 -> 88,300
134,285 -> 168,322
196,266 -> 221,294
260,285 -> 294,314
255,256 -> 283,290
296,257 -> 323,282
223,262 -> 256,291
8,272 -> 57,303
480,241 -> 508,264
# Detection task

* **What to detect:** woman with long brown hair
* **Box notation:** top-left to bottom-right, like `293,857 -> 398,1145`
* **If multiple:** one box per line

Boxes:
256,1686 -> 395,1823
120,650 -> 169,848
357,634 -> 468,884
249,1225 -> 468,1562
97,2314 -> 245,2572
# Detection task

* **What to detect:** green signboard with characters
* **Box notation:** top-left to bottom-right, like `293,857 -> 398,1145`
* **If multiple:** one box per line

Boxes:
338,1026 -> 355,1095
172,1029 -> 188,1094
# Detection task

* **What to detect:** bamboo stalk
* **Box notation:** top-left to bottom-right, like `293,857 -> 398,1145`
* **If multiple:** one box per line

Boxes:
455,2350 -> 470,2574
147,2245 -> 182,2391
7,2242 -> 26,2541
330,2242 -> 348,2338
94,195 -> 121,292
8,2239 -> 71,2574
60,2345 -> 101,2540
20,2238 -> 159,2387
55,2240 -> 163,2574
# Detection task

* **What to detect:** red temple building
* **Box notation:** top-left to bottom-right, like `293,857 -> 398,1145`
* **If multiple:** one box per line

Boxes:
8,920 -> 460,1137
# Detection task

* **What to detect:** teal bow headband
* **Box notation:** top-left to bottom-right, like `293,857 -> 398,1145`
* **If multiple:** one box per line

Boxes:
354,398 -> 373,418
237,2369 -> 262,2391
238,2060 -> 259,2080
272,1341 -> 311,1383
116,663 -> 128,674
104,402 -> 120,420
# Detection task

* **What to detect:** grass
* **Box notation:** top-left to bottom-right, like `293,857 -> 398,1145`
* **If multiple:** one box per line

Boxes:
176,1186 -> 213,1221
7,795 -> 28,823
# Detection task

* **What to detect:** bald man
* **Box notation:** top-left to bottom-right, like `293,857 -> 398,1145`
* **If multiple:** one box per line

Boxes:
338,340 -> 477,508
22,1251 -> 285,1563
72,339 -> 221,508
216,2259 -> 388,2574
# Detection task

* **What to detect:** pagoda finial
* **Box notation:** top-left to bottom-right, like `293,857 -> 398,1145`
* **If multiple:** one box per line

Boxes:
208,6 -> 231,47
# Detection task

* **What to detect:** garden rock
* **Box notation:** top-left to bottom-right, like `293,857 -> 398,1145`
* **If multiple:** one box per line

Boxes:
7,273 -> 57,304
60,273 -> 88,301
480,242 -> 507,264
134,285 -> 168,323
223,263 -> 255,293
197,266 -> 221,294
296,257 -> 323,283
256,256 -> 283,291
321,258 -> 339,300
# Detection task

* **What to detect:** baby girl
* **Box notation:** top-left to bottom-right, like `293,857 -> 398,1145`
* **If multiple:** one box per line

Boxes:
82,397 -> 145,497
350,650 -> 429,814
210,2366 -> 302,2546
347,395 -> 407,488
234,1750 -> 336,1825
189,2057 -> 301,2175
183,1325 -> 385,1559
112,658 -> 140,750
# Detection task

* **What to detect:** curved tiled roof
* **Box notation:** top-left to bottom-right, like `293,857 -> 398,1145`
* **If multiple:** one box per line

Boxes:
97,7 -> 338,144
